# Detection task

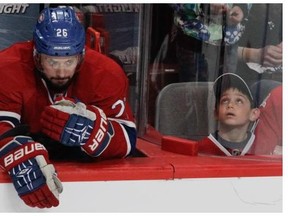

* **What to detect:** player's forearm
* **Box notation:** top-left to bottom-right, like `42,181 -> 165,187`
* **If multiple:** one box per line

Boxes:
98,119 -> 136,158
0,122 -> 14,139
0,124 -> 30,148
0,110 -> 23,144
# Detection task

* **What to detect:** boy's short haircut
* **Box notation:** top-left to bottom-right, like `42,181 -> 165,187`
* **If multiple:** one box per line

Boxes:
213,73 -> 258,108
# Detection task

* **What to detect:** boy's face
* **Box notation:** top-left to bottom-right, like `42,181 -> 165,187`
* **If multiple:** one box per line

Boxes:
216,88 -> 260,128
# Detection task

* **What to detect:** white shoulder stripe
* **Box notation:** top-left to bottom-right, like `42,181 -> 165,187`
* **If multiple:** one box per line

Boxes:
0,120 -> 16,128
107,118 -> 136,128
0,111 -> 21,121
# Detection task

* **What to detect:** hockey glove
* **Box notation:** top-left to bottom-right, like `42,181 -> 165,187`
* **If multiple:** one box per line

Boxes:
0,136 -> 63,208
40,97 -> 114,157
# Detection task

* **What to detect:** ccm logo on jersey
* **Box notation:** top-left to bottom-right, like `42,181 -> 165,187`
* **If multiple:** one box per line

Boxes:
3,142 -> 46,168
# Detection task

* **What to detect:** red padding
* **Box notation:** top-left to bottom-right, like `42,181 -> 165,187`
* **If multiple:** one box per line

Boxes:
161,135 -> 198,156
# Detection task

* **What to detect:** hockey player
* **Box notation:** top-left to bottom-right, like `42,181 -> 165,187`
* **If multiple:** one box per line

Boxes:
198,73 -> 282,156
0,6 -> 137,208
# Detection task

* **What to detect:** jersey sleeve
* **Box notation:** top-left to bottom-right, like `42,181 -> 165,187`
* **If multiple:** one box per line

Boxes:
252,85 -> 282,155
0,63 -> 25,145
98,70 -> 137,158
79,52 -> 137,158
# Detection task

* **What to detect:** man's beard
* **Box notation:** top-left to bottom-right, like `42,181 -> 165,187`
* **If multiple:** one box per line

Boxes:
41,73 -> 75,93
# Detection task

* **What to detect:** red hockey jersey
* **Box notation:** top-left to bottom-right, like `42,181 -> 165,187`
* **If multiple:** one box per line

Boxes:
198,133 -> 255,156
250,85 -> 282,155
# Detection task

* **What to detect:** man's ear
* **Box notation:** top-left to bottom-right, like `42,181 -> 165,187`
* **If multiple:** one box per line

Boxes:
250,108 -> 260,122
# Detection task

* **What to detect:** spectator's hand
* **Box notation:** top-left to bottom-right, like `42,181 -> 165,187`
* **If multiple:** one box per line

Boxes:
40,97 -> 112,157
210,4 -> 228,15
0,136 -> 62,208
209,4 -> 243,26
227,6 -> 244,25
262,42 -> 282,67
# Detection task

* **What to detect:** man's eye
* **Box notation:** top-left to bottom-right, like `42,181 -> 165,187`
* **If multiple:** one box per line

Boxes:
48,61 -> 56,66
65,60 -> 75,66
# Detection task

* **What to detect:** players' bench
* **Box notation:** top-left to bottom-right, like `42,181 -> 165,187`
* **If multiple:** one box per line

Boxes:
155,82 -> 217,140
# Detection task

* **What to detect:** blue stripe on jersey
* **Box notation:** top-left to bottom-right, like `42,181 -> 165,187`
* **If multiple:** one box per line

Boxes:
0,116 -> 20,127
122,124 -> 137,153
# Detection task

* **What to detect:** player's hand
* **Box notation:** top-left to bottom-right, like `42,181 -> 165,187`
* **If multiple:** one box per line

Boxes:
40,97 -> 113,157
0,136 -> 63,208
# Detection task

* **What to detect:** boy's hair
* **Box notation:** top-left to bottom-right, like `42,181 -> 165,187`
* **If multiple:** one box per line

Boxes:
213,73 -> 257,108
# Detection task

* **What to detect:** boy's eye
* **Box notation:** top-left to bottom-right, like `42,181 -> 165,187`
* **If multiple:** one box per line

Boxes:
236,98 -> 244,104
220,98 -> 229,104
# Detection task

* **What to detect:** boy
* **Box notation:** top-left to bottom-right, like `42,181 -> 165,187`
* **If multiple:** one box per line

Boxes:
198,73 -> 282,156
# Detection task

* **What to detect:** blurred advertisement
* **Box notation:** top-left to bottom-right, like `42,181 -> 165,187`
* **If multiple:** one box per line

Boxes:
0,4 -> 40,50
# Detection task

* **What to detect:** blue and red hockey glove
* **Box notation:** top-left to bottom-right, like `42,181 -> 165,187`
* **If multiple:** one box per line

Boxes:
0,135 -> 63,208
40,97 -> 114,157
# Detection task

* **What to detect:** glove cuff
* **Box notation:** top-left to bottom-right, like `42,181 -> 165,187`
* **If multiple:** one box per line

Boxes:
0,136 -> 49,171
81,106 -> 114,157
